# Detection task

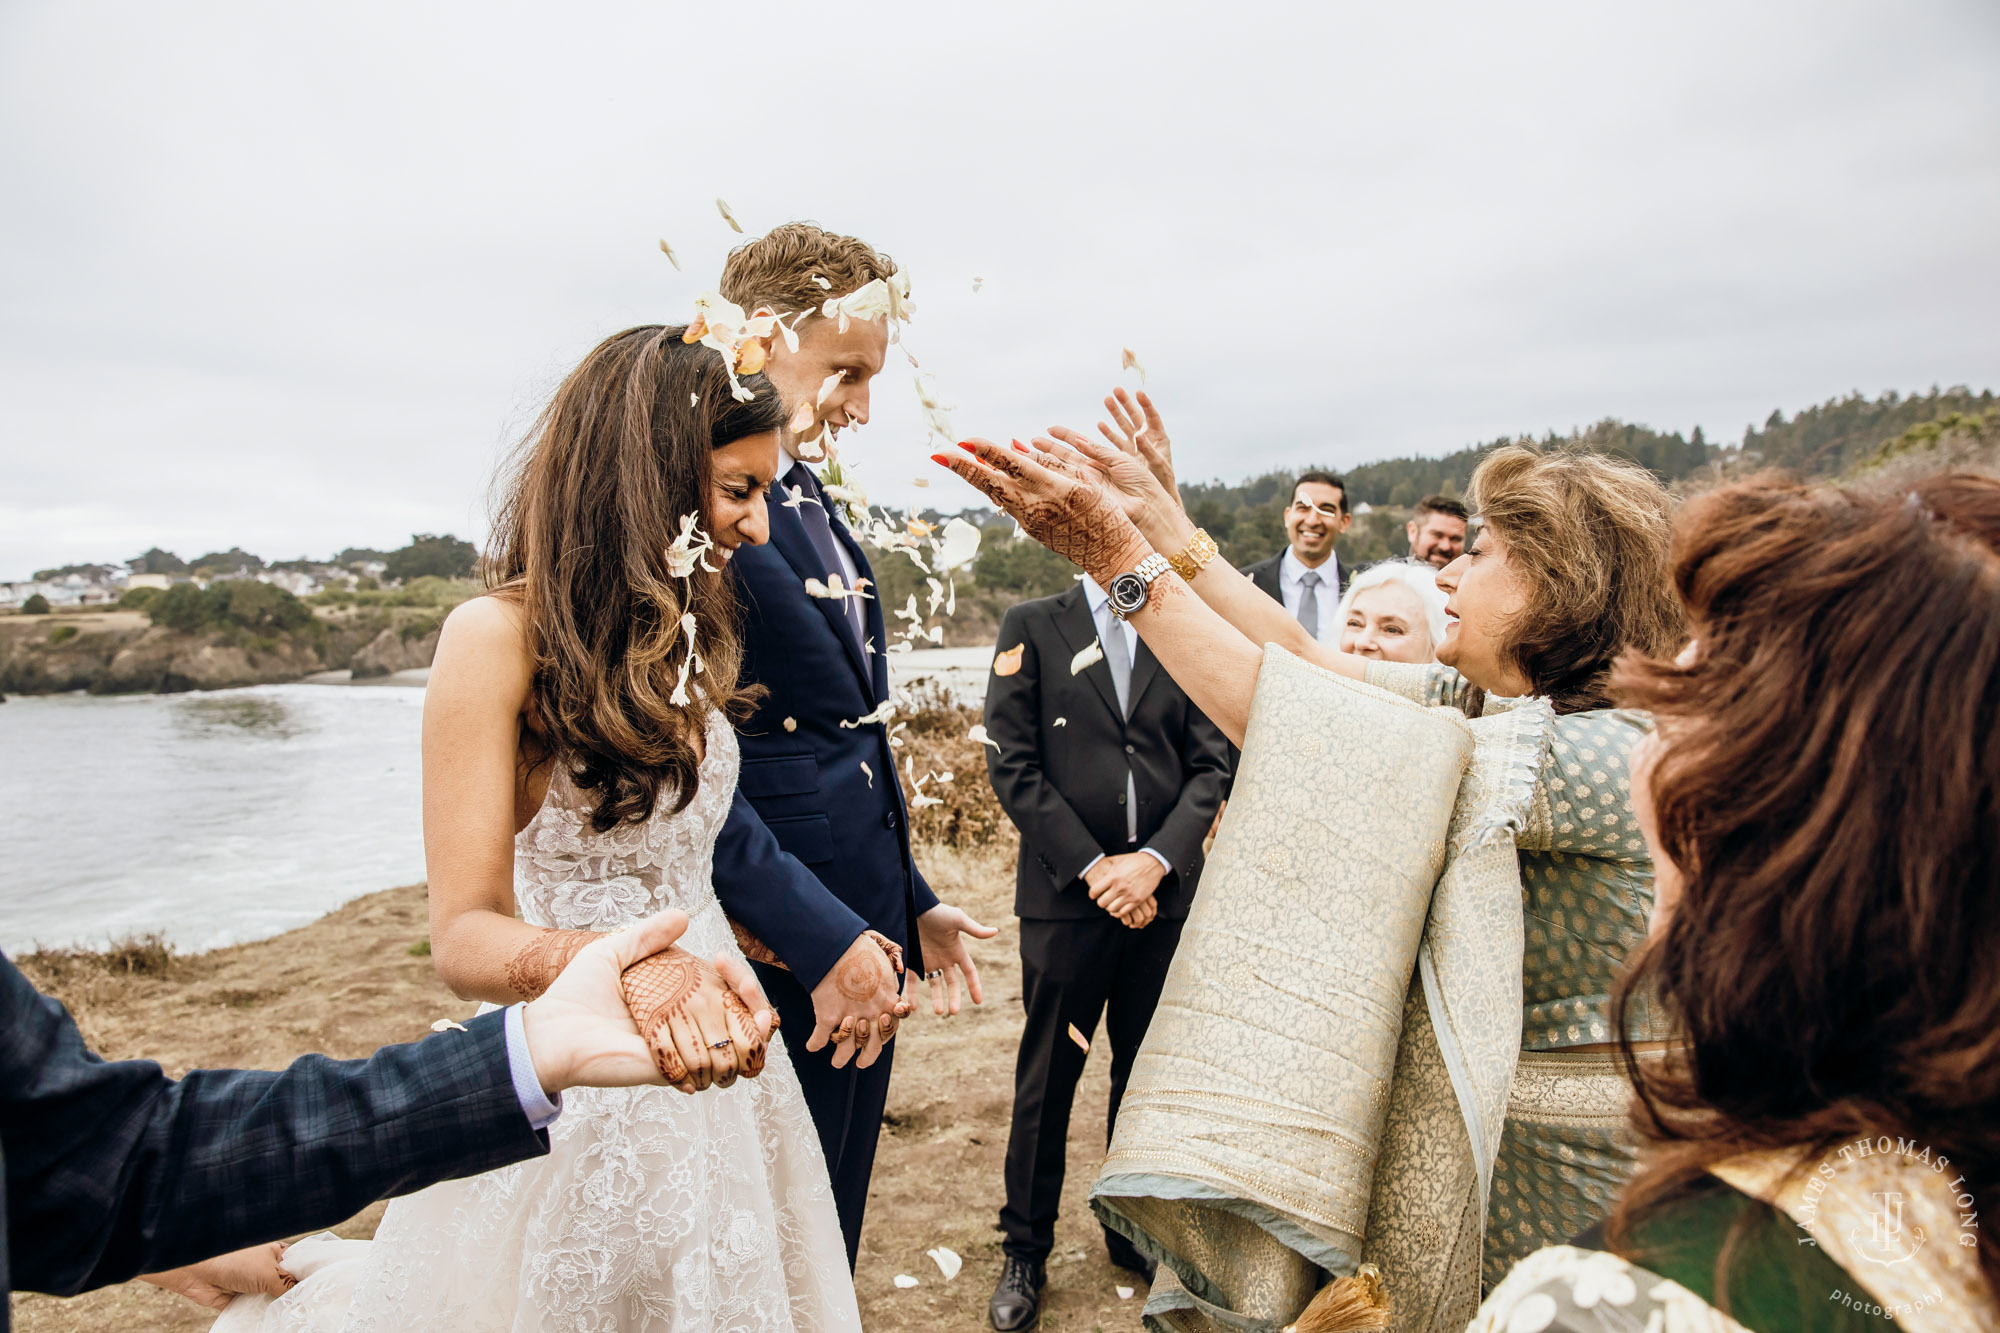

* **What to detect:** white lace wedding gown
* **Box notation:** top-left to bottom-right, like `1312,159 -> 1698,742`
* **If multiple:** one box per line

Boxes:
243,715 -> 861,1333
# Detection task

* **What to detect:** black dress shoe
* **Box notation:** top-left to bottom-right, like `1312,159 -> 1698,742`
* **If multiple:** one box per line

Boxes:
989,1255 -> 1046,1331
1104,1228 -> 1158,1282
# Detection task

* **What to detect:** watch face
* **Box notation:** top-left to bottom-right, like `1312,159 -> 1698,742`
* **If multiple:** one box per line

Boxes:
1108,572 -> 1148,616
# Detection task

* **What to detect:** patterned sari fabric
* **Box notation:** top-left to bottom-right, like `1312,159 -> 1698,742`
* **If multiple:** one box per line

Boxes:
1368,662 -> 1656,1287
1091,648 -> 1551,1332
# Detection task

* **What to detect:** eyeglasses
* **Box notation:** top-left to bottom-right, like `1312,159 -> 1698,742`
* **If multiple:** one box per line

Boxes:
1287,500 -> 1346,520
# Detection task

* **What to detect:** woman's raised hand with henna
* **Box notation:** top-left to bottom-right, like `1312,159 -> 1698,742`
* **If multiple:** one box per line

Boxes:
932,439 -> 1152,587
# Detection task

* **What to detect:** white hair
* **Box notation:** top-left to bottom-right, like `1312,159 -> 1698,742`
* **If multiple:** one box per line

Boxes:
1334,558 -> 1450,653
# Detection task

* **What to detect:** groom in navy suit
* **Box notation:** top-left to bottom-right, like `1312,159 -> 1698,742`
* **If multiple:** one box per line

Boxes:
706,223 -> 995,1266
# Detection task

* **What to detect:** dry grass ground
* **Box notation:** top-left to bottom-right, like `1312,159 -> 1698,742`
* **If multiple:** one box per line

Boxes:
12,837 -> 1147,1332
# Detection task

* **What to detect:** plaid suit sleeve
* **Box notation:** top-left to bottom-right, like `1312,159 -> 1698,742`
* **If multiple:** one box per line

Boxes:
0,953 -> 547,1297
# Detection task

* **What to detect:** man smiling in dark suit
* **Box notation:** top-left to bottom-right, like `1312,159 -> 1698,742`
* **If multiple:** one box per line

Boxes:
706,223 -> 997,1268
979,574 -> 1229,1329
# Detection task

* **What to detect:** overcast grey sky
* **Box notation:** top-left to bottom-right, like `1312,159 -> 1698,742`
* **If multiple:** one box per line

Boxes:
2,1 -> 1995,578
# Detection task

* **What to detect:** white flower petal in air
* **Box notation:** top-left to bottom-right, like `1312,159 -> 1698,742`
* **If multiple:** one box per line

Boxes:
926,1247 -> 963,1281
968,724 -> 1000,750
1116,1286 -> 1134,1300
795,436 -> 825,461
894,593 -> 920,624
972,276 -> 983,293
936,771 -> 954,783
1053,717 -> 1067,727
838,701 -> 897,729
824,483 -> 868,509
716,197 -> 744,233
811,274 -> 832,290
1070,639 -> 1105,674
780,484 -> 821,511
783,717 -> 797,732
1068,1022 -> 1090,1051
861,761 -> 874,788
777,319 -> 799,354
669,613 -> 699,706
430,1019 -> 468,1033
909,792 -> 942,808
658,238 -> 681,270
1121,346 -> 1147,383
788,399 -> 817,435
924,624 -> 943,645
892,1274 -> 919,1289
816,372 -> 843,408
933,517 -> 981,571
911,477 -> 930,488
926,578 -> 945,615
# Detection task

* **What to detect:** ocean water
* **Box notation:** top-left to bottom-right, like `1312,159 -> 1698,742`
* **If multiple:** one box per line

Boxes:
0,648 -> 992,954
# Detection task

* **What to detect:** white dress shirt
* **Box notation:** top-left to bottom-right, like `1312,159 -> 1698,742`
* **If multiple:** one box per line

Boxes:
1079,578 -> 1172,877
1279,548 -> 1342,644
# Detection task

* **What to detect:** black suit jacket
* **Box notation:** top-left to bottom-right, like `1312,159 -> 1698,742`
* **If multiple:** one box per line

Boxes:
1241,549 -> 1349,606
984,585 -> 1230,921
0,953 -> 545,1320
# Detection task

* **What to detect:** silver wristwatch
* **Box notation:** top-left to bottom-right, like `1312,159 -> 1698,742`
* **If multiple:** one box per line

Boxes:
1107,554 -> 1171,619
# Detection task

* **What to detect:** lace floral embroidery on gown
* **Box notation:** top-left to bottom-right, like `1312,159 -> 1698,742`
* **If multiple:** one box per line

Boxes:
250,714 -> 860,1333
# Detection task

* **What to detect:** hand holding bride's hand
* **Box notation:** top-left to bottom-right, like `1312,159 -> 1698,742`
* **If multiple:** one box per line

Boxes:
932,439 -> 1152,585
143,1241 -> 293,1310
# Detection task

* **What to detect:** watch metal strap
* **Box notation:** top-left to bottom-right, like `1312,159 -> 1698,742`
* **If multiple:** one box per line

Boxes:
1135,553 -> 1171,586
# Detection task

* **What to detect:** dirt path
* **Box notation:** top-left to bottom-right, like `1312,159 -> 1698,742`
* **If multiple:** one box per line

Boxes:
13,839 -> 1148,1332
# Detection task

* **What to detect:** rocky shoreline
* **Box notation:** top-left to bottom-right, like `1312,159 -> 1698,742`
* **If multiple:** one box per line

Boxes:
0,613 -> 441,696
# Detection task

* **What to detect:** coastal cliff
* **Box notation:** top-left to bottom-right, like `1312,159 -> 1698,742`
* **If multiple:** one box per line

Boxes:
0,613 -> 439,695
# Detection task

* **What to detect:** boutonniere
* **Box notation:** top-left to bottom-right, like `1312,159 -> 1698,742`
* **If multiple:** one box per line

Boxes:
815,458 -> 871,533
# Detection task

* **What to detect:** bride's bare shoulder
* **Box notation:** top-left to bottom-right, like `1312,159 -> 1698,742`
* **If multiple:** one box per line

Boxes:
431,592 -> 533,698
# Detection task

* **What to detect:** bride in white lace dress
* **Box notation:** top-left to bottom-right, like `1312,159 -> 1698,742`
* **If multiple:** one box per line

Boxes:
254,327 -> 862,1332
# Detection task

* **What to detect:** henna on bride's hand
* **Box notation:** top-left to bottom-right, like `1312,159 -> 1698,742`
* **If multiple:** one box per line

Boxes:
720,986 -> 768,1077
834,949 -> 884,1002
861,928 -> 904,975
620,948 -> 707,1085
504,928 -> 599,1001
876,1012 -> 899,1043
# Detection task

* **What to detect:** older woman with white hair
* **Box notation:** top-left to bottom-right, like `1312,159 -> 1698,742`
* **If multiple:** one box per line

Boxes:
1335,558 -> 1450,663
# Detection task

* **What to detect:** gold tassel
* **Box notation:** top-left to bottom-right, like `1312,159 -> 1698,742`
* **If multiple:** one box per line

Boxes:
1282,1264 -> 1390,1333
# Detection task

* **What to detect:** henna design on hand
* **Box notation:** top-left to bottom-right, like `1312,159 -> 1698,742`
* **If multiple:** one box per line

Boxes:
619,947 -> 708,1086
728,917 -> 787,969
834,943 -> 886,1002
861,928 -> 904,976
720,985 -> 768,1078
876,1011 -> 899,1043
504,928 -> 599,1001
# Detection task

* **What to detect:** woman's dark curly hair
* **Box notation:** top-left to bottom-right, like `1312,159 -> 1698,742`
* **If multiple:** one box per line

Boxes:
486,325 -> 786,831
1609,469 -> 2000,1296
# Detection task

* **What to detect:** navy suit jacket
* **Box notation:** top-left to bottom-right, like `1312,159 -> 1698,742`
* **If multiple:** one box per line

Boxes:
709,470 -> 937,988
0,953 -> 545,1323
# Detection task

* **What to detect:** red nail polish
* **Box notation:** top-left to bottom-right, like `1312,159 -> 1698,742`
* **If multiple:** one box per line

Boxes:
957,441 -> 979,454
929,453 -> 951,466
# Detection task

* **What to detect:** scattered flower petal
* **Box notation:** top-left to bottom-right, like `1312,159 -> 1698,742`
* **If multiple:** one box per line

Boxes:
1117,1286 -> 1135,1301
933,517 -> 981,571
1053,717 -> 1067,727
927,1247 -> 963,1281
783,717 -> 797,732
789,399 -> 818,435
780,484 -> 822,511
816,372 -> 843,407
658,238 -> 681,270
1068,1022 -> 1090,1051
716,197 -> 744,233
839,701 -> 897,729
811,274 -> 832,290
972,276 -> 983,293
992,644 -> 1025,677
664,514 -> 717,578
861,761 -> 874,788
1070,639 -> 1105,674
968,724 -> 1001,750
430,1019 -> 468,1033
911,477 -> 930,488
1121,346 -> 1147,383
893,1274 -> 919,1289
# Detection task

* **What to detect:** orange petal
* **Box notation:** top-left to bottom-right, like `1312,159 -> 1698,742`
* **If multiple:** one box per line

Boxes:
992,643 -> 1025,677
735,340 -> 768,374
682,317 -> 707,344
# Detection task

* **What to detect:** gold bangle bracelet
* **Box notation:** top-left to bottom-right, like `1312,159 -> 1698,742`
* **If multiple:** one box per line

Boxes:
1167,528 -> 1219,583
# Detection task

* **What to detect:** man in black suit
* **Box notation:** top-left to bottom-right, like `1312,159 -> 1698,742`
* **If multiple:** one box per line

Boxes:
0,912 -> 761,1326
1241,469 -> 1354,642
981,577 -> 1230,1331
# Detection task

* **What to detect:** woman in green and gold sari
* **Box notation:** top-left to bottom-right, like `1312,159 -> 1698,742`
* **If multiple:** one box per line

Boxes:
1473,469 -> 2000,1332
936,399 -> 1685,1328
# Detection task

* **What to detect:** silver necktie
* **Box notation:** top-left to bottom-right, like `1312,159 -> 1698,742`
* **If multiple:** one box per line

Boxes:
1297,569 -> 1322,640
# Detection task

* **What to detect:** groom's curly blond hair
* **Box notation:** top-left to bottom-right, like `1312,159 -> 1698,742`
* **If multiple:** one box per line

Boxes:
719,222 -> 898,320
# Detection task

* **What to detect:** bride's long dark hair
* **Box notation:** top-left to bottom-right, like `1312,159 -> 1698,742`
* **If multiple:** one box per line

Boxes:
486,325 -> 786,831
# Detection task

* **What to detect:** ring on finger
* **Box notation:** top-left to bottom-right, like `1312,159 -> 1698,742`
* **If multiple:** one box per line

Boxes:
925,969 -> 944,981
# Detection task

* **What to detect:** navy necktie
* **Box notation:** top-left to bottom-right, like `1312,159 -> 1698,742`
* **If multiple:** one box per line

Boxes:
789,463 -> 866,650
